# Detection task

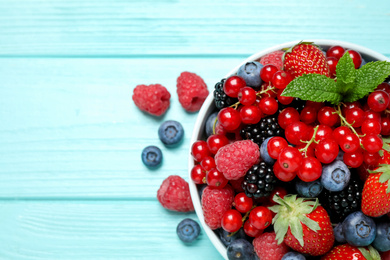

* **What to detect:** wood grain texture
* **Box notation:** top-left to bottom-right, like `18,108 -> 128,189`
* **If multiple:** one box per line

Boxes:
0,200 -> 222,259
1,0 -> 390,56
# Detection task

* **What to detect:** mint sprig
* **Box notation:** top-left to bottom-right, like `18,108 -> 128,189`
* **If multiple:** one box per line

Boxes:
281,52 -> 390,103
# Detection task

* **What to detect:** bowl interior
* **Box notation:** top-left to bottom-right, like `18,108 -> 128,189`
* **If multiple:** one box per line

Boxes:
188,39 -> 390,260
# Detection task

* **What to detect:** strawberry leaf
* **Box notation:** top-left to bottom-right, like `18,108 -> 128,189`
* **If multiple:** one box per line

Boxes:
368,245 -> 382,260
383,142 -> 390,152
358,247 -> 372,260
290,218 -> 304,247
336,52 -> 356,94
282,74 -> 342,104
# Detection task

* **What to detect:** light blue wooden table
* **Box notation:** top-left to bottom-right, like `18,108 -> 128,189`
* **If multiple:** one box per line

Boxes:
1,0 -> 390,259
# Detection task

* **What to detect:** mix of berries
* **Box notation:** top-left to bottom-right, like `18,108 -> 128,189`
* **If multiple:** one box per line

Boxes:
190,42 -> 390,259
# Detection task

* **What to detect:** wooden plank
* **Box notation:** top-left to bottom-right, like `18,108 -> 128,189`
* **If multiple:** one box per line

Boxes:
0,57 -> 243,199
0,0 -> 390,56
0,200 -> 223,259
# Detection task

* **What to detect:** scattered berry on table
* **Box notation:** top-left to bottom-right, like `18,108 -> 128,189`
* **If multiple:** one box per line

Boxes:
242,162 -> 277,199
252,232 -> 290,260
259,50 -> 284,70
158,120 -> 184,147
157,175 -> 194,212
372,221 -> 390,252
132,84 -> 170,116
176,71 -> 209,112
141,145 -> 163,168
281,252 -> 306,260
237,61 -> 263,88
176,218 -> 200,243
215,140 -> 260,180
227,238 -> 257,260
214,78 -> 238,110
342,211 -> 376,247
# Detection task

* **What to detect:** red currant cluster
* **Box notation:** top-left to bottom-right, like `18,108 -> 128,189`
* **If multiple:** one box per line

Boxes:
326,45 -> 363,77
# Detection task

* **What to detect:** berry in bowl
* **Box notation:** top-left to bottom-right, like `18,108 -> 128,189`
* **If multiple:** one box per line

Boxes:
188,40 -> 390,259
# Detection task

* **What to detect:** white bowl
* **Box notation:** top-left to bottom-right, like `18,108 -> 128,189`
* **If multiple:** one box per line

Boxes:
188,40 -> 390,260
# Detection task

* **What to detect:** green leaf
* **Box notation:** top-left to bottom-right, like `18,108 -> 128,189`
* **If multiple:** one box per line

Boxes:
343,61 -> 390,102
290,218 -> 304,247
274,217 -> 289,244
282,74 -> 342,104
299,215 -> 321,232
358,247 -> 373,260
379,150 -> 384,157
383,142 -> 390,152
336,52 -> 356,94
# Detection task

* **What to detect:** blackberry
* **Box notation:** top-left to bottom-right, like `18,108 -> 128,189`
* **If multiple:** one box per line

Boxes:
319,174 -> 363,223
242,162 -> 277,199
240,114 -> 284,147
213,78 -> 238,110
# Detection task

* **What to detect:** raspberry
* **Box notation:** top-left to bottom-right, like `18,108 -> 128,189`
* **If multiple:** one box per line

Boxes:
132,84 -> 170,116
157,175 -> 194,212
259,51 -> 284,70
201,185 -> 234,230
177,72 -> 209,112
215,140 -> 260,180
253,232 -> 290,260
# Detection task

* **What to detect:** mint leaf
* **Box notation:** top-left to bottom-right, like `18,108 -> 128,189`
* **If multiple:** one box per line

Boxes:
336,52 -> 356,94
281,74 -> 342,104
343,61 -> 390,102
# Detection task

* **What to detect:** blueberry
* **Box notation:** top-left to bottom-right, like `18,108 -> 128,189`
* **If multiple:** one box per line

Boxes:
321,160 -> 351,192
260,137 -> 275,165
237,61 -> 263,88
227,238 -> 256,260
141,146 -> 163,168
205,112 -> 218,137
158,120 -> 184,147
281,252 -> 306,260
334,223 -> 346,243
176,218 -> 200,243
373,221 -> 390,252
336,150 -> 344,161
218,228 -> 248,247
342,211 -> 376,247
295,179 -> 323,198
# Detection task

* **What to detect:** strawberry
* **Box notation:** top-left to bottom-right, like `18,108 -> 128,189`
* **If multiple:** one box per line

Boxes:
269,195 -> 334,256
283,42 -> 330,78
321,244 -> 381,260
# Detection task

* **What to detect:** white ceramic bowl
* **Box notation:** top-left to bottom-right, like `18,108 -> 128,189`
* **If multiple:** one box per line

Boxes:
188,40 -> 390,260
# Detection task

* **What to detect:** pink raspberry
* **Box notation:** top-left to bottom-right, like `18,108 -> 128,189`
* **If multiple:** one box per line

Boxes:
215,140 -> 260,180
201,185 -> 234,230
176,72 -> 209,112
132,84 -> 170,116
253,232 -> 290,260
157,175 -> 194,212
260,50 -> 285,70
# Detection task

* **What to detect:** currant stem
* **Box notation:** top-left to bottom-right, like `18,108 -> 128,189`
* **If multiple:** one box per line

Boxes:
333,104 -> 362,138
229,86 -> 277,109
298,125 -> 319,157
212,117 -> 218,135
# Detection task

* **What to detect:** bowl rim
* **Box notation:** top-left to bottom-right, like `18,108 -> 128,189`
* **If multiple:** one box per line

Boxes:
188,39 -> 390,260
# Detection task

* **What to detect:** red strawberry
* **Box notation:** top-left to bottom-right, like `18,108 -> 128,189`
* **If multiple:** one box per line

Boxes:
321,244 -> 381,260
283,42 -> 330,78
269,195 -> 334,256
253,232 -> 290,260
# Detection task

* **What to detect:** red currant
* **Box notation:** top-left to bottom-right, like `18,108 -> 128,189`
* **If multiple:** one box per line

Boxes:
191,140 -> 211,162
267,137 -> 289,159
363,150 -> 381,166
234,192 -> 253,213
200,156 -> 216,171
376,82 -> 390,95
259,83 -> 277,98
326,57 -> 338,77
285,122 -> 309,145
278,147 -> 303,173
364,110 -> 381,122
345,107 -> 365,127
268,187 -> 288,205
343,150 -> 364,168
206,168 -> 228,189
367,90 -> 390,112
346,50 -> 362,69
381,116 -> 390,136
278,107 -> 300,129
296,143 -> 316,158
277,89 -> 293,105
297,157 -> 322,182
249,206 -> 272,230
362,134 -> 383,153
190,164 -> 206,184
207,134 -> 229,154
315,124 -> 333,142
342,101 -> 362,114
273,161 -> 297,182
315,138 -> 339,164
332,126 -> 352,144
317,106 -> 340,127
223,76 -> 246,98
243,220 -> 263,237
221,209 -> 242,233
271,71 -> 293,90
260,65 -> 278,83
240,105 -> 262,125
238,87 -> 257,106
218,107 -> 241,131
361,119 -> 381,135
339,133 -> 360,153
326,45 -> 345,60
300,106 -> 317,125
259,97 -> 278,115
306,101 -> 324,111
